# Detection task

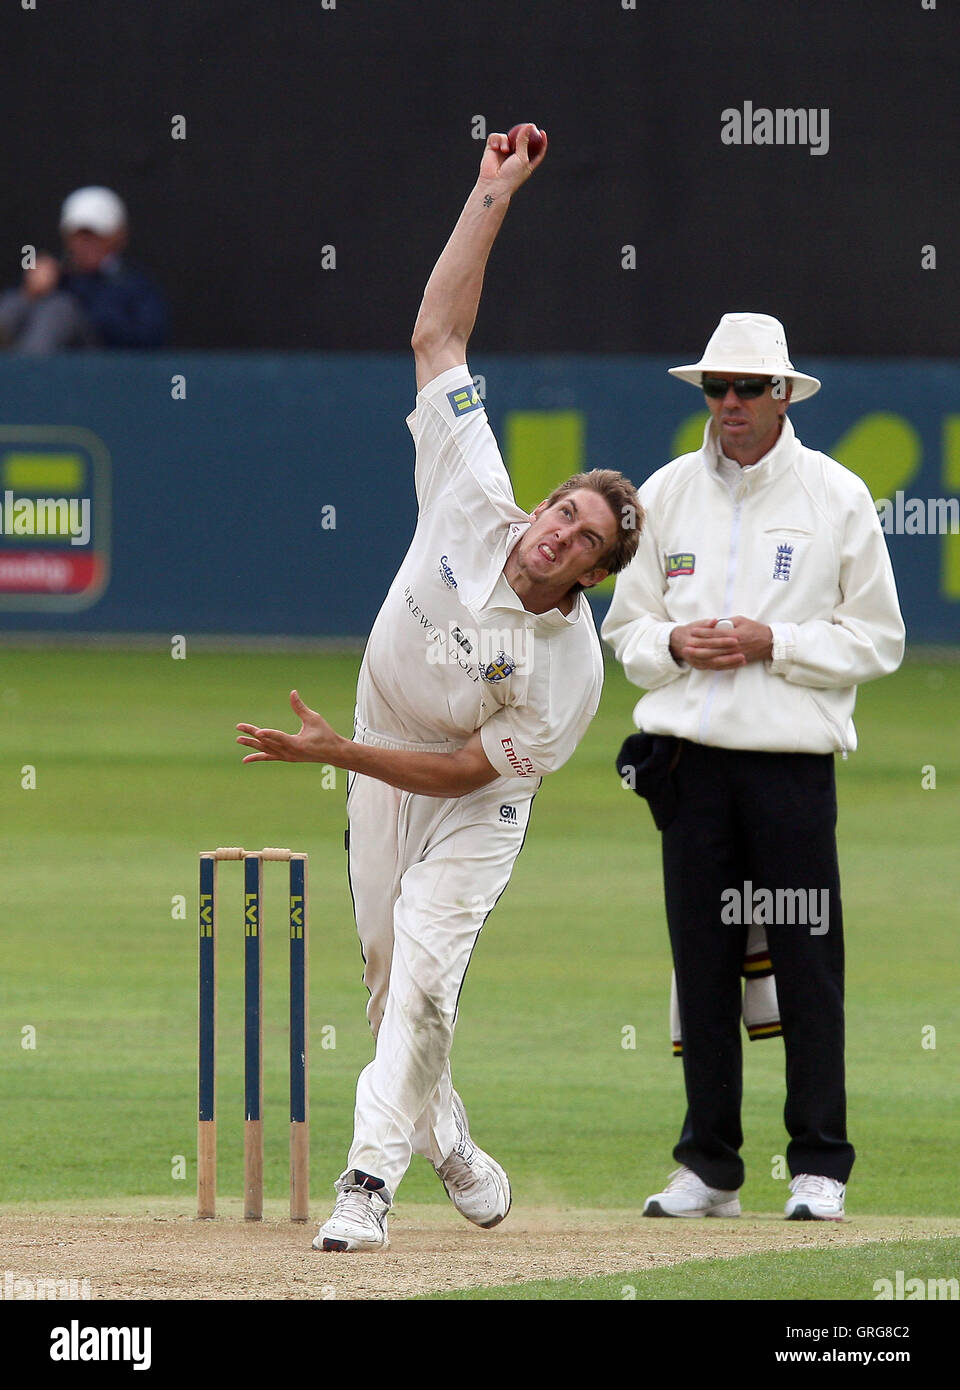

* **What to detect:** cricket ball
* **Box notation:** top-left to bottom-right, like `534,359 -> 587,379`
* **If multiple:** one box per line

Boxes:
507,124 -> 545,160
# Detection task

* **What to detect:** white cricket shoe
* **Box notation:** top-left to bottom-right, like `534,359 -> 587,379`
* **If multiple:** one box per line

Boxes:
312,1170 -> 391,1252
435,1095 -> 511,1229
643,1166 -> 741,1218
784,1174 -> 846,1221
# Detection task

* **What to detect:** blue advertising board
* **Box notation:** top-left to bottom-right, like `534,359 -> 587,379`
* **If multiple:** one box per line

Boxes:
0,353 -> 956,641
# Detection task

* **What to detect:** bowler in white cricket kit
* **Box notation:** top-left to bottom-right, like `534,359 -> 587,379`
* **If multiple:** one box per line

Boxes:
236,127 -> 641,1251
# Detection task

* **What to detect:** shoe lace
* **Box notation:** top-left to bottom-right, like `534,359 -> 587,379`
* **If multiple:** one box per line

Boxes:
333,1183 -> 385,1231
665,1167 -> 707,1192
791,1174 -> 842,1196
437,1148 -> 482,1191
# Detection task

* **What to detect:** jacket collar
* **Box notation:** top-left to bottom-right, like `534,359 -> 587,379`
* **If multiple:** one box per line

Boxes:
701,413 -> 799,491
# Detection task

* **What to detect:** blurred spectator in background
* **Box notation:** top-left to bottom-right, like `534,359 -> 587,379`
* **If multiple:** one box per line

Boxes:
0,186 -> 169,353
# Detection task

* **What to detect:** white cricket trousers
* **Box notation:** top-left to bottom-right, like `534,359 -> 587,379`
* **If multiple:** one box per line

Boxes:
344,720 -> 537,1199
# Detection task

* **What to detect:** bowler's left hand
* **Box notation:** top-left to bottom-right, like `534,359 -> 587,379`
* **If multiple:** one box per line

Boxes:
236,690 -> 344,764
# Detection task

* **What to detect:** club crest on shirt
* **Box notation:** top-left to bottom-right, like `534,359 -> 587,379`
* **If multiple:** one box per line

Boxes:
481,651 -> 515,683
772,544 -> 794,581
666,552 -> 695,577
446,385 -> 483,418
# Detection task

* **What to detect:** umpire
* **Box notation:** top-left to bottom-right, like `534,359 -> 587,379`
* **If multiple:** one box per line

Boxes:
603,313 -> 905,1220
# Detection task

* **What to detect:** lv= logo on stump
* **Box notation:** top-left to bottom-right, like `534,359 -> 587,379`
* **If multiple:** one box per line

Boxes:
197,847 -> 309,1222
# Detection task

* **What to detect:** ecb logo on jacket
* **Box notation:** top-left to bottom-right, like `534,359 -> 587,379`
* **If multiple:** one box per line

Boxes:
773,544 -> 794,581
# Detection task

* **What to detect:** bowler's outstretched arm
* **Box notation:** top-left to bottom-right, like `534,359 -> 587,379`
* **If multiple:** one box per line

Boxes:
411,125 -> 547,390
237,691 -> 499,797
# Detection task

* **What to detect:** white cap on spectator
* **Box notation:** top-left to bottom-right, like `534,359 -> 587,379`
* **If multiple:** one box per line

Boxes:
59,187 -> 127,237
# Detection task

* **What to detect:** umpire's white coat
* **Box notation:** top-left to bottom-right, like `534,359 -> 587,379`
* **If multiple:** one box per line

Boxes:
345,365 -> 603,1196
602,416 -> 905,754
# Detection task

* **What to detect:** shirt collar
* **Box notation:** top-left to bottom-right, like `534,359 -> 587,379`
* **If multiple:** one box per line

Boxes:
489,570 -> 584,627
461,522 -> 582,627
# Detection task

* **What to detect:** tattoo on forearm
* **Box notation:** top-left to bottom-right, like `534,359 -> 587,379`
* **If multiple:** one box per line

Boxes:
482,194 -> 494,208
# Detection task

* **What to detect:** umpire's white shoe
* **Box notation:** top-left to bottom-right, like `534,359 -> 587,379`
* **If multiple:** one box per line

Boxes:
312,1170 -> 391,1252
784,1174 -> 846,1221
643,1166 -> 741,1218
435,1096 -> 511,1229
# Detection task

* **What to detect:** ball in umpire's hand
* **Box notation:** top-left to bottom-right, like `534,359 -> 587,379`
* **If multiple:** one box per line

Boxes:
507,124 -> 545,160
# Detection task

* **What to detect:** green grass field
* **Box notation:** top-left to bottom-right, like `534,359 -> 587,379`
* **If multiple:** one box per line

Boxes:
424,1236 -> 960,1301
0,645 -> 957,1299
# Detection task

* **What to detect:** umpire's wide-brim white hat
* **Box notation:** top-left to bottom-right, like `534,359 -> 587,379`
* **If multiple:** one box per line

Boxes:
668,312 -> 821,402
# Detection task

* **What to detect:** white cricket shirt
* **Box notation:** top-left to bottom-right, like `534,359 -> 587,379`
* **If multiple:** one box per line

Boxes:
355,365 -> 604,780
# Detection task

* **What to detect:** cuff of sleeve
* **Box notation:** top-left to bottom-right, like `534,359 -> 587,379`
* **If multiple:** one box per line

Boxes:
407,364 -> 480,444
417,362 -> 474,403
660,624 -> 685,671
420,365 -> 483,425
767,622 -> 797,673
479,719 -> 539,780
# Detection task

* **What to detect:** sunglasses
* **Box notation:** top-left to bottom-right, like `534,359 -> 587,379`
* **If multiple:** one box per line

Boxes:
701,375 -> 771,400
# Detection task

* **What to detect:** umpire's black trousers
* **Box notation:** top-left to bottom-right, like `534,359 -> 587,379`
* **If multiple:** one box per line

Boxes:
662,740 -> 855,1191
